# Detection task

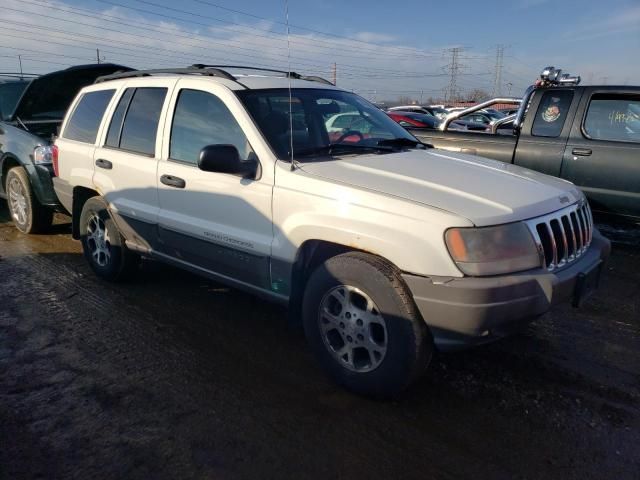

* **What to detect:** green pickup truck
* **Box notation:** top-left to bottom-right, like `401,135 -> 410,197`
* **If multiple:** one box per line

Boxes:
409,68 -> 640,223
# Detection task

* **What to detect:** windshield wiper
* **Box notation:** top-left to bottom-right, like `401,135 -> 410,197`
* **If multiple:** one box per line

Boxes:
376,138 -> 429,149
295,143 -> 394,158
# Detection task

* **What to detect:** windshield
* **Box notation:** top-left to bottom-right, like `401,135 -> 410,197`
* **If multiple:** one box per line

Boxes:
238,88 -> 419,160
0,80 -> 29,121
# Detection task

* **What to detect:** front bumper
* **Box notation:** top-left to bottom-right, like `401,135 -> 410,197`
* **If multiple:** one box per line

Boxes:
402,229 -> 611,351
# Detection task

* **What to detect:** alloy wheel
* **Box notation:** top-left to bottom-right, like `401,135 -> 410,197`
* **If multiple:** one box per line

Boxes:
8,176 -> 28,226
318,285 -> 388,373
86,214 -> 112,267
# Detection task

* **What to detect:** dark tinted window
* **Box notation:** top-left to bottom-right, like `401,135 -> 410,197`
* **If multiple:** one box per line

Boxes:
64,90 -> 115,143
584,94 -> 640,144
119,88 -> 167,156
105,88 -> 135,148
532,90 -> 574,137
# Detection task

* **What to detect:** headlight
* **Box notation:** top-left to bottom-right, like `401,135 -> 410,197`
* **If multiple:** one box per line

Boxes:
33,145 -> 57,165
445,222 -> 541,276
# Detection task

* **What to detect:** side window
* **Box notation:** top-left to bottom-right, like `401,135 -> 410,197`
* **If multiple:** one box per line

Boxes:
63,90 -> 115,144
117,88 -> 167,156
170,89 -> 254,164
105,88 -> 134,148
584,94 -> 640,144
531,90 -> 574,138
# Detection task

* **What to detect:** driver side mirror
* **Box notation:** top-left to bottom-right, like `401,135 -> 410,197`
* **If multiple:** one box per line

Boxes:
198,144 -> 259,179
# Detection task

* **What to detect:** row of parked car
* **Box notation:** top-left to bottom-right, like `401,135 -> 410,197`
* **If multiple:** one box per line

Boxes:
385,104 -> 517,131
0,63 -> 628,396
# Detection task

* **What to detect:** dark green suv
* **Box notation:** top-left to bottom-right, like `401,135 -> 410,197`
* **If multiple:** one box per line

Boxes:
0,64 -> 131,233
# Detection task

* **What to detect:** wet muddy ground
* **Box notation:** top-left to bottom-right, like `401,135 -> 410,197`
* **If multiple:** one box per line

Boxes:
0,202 -> 638,480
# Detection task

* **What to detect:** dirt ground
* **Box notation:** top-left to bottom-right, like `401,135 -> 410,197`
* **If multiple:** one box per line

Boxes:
0,202 -> 638,480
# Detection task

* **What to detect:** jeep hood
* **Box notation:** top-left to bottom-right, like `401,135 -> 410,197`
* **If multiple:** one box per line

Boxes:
298,149 -> 583,226
11,63 -> 132,121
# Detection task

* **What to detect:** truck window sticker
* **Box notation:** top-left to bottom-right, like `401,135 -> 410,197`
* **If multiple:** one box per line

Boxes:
532,90 -> 574,138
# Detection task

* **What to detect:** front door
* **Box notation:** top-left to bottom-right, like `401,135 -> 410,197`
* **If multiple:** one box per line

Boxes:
156,81 -> 274,291
561,90 -> 640,221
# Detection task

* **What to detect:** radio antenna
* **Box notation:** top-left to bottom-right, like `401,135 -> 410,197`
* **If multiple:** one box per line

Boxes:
285,0 -> 296,171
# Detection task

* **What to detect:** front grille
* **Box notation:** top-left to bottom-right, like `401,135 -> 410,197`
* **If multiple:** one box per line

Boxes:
526,201 -> 593,271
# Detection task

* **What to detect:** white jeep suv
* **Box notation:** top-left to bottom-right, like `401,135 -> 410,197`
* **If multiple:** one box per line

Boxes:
53,66 -> 610,397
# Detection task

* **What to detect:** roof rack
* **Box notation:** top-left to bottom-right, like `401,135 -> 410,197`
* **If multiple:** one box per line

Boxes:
95,67 -> 237,84
190,64 -> 334,85
94,64 -> 334,86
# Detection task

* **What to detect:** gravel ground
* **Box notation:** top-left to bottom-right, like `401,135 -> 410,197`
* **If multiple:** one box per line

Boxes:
0,203 -> 638,480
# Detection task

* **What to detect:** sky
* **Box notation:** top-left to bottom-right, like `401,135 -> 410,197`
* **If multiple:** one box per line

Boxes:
1,0 -> 639,102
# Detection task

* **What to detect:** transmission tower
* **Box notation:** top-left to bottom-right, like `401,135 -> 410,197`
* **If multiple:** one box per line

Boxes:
492,44 -> 505,97
445,47 -> 462,103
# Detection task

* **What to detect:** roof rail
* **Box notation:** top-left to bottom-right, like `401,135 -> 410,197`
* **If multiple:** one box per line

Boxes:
94,67 -> 237,84
190,64 -> 334,85
94,65 -> 335,87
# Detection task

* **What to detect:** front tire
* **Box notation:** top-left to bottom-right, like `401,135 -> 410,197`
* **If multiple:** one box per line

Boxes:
6,166 -> 53,234
303,252 -> 433,398
79,196 -> 138,281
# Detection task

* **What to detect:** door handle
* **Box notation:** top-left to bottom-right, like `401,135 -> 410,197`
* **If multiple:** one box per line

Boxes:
571,148 -> 592,157
160,174 -> 186,189
95,158 -> 113,169
460,148 -> 477,155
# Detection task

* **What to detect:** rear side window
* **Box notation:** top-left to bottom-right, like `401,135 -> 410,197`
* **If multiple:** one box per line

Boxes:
169,89 -> 253,164
584,94 -> 640,144
64,90 -> 114,143
531,90 -> 574,138
108,87 -> 167,156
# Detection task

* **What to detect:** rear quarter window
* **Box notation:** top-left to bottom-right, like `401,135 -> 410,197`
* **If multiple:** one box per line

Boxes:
63,89 -> 115,144
583,94 -> 640,144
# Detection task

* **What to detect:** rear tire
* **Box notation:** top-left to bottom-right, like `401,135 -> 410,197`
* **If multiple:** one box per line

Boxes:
302,252 -> 433,398
6,166 -> 53,234
79,196 -> 138,281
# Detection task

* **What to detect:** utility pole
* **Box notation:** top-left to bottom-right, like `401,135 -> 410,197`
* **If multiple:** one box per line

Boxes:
18,54 -> 23,80
445,47 -> 462,103
331,62 -> 336,85
96,49 -> 101,64
492,44 -> 505,97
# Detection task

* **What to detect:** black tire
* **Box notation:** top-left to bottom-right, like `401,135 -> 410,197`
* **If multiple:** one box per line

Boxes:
5,166 -> 53,234
79,196 -> 138,281
302,252 -> 433,398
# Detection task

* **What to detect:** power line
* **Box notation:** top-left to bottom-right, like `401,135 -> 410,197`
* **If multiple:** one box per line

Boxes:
5,2 -> 455,77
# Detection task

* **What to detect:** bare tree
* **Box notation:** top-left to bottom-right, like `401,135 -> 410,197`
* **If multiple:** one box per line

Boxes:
467,88 -> 491,102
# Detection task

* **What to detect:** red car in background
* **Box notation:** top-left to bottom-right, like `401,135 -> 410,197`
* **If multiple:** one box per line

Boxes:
387,111 -> 440,129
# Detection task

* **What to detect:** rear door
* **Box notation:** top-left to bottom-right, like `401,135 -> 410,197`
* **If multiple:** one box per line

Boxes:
561,89 -> 640,221
54,88 -> 118,212
92,78 -> 176,251
155,78 -> 274,291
